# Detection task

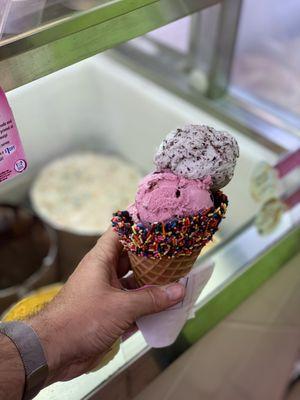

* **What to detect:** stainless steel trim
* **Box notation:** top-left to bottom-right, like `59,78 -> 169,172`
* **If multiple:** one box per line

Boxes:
187,0 -> 242,99
0,0 -> 220,91
187,4 -> 221,77
205,0 -> 242,98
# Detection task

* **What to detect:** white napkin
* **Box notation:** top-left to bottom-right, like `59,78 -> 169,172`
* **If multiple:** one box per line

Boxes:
137,259 -> 214,348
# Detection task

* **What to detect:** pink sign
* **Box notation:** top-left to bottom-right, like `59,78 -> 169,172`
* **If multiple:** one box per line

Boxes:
0,88 -> 27,183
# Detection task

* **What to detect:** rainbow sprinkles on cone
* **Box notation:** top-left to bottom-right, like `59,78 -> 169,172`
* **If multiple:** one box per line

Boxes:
112,125 -> 239,286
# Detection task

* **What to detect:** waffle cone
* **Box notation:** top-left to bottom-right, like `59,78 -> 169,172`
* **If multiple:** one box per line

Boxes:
129,247 -> 202,287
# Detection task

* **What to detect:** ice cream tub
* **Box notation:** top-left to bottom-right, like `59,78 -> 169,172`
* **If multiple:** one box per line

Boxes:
0,205 -> 58,313
30,153 -> 141,279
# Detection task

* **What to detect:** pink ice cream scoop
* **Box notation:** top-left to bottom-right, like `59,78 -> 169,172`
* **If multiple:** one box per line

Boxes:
129,171 -> 213,225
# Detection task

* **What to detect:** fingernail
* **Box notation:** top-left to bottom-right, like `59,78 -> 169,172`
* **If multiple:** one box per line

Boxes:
165,284 -> 184,301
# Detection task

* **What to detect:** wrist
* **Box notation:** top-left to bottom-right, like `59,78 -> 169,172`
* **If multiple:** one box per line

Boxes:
0,333 -> 25,400
28,314 -> 61,385
28,303 -> 81,385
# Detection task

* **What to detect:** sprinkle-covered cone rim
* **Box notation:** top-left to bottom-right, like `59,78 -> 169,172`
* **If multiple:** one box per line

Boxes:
112,190 -> 228,259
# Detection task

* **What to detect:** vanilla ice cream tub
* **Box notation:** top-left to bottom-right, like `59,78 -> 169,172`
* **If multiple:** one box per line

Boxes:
31,153 -> 141,279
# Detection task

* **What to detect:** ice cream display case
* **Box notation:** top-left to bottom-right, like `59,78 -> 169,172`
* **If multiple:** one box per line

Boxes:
0,1 -> 300,400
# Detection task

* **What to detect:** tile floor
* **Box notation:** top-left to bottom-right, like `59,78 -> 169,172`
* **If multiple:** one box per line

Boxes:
134,252 -> 300,400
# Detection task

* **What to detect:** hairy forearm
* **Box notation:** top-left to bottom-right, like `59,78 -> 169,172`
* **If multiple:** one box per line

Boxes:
0,334 -> 25,400
0,228 -> 185,399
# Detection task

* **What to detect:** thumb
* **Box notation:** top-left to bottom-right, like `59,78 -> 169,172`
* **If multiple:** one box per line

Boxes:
126,283 -> 185,319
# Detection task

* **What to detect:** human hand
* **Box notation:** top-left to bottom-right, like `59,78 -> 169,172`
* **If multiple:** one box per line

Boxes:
29,228 -> 185,384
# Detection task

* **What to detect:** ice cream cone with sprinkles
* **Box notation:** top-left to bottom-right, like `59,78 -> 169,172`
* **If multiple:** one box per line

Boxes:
112,125 -> 238,287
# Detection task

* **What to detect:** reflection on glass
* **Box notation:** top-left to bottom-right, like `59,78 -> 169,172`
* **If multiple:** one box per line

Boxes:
146,17 -> 191,54
0,0 -> 112,41
231,0 -> 300,121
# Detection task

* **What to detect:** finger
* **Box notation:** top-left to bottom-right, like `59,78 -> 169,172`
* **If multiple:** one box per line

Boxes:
90,227 -> 123,268
120,273 -> 139,290
124,283 -> 185,319
117,251 -> 131,278
122,323 -> 138,340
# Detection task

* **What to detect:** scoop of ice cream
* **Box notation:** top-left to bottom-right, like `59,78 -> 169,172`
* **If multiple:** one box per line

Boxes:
154,124 -> 239,190
127,203 -> 139,223
129,171 -> 213,225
